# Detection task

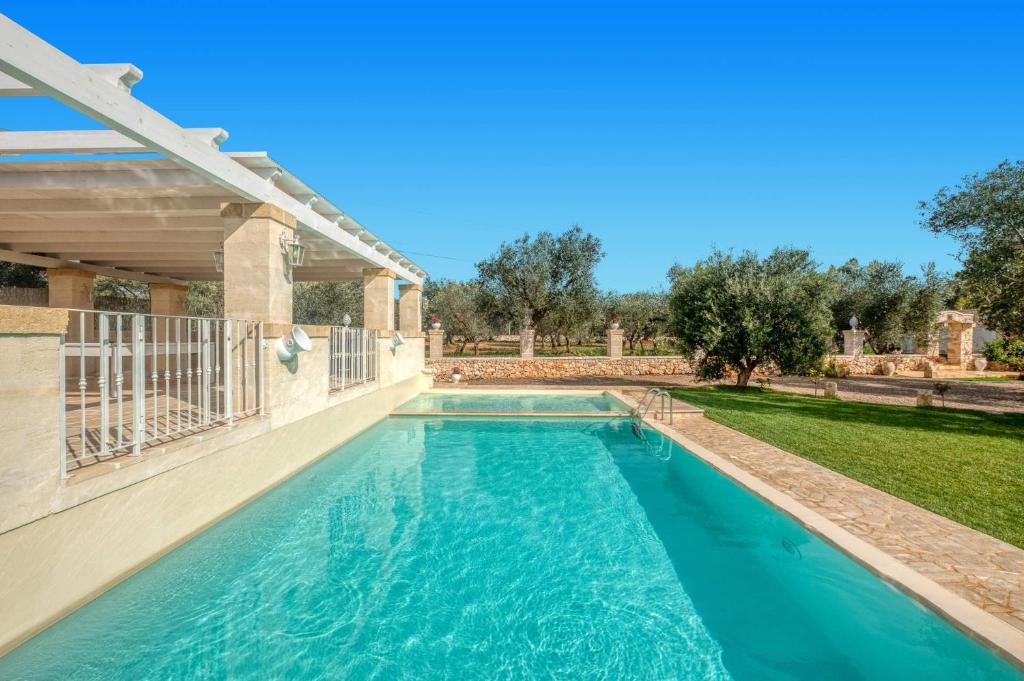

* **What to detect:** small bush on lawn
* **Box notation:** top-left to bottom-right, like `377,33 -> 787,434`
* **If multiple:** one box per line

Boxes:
983,338 -> 1024,371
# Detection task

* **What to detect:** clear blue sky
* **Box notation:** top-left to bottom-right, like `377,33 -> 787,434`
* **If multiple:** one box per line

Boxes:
4,1 -> 1022,290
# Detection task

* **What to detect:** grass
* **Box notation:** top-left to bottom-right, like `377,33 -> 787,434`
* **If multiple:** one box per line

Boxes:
669,386 -> 1024,548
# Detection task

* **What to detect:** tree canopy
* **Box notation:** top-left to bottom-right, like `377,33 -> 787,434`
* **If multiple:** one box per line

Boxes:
475,225 -> 604,331
920,160 -> 1024,337
668,248 -> 834,386
422,278 -> 491,354
827,259 -> 947,353
606,290 -> 670,353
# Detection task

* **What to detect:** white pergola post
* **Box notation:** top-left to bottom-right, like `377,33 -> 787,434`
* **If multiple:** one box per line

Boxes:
363,268 -> 396,332
397,283 -> 422,334
222,203 -> 295,324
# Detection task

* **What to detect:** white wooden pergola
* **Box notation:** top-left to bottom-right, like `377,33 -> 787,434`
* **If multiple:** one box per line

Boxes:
0,14 -> 425,286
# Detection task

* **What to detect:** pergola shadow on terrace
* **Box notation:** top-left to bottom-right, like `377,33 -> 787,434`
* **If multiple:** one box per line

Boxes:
0,14 -> 426,474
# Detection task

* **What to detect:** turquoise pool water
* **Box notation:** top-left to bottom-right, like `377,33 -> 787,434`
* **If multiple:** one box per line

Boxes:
1,418 -> 1019,680
396,391 -> 626,412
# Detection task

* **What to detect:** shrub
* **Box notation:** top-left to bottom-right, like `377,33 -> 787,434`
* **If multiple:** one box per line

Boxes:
983,338 -> 1024,371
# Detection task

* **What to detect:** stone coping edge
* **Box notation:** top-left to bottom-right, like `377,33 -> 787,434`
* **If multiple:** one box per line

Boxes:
0,304 -> 68,334
607,389 -> 1024,669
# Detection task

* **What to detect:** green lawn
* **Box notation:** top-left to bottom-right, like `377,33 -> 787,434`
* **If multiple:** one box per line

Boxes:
669,386 -> 1024,548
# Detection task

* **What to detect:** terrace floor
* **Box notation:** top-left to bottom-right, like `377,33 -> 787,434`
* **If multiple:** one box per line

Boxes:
616,388 -> 1024,641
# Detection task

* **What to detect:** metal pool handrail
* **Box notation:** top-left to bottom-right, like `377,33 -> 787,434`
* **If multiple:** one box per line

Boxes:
631,388 -> 674,425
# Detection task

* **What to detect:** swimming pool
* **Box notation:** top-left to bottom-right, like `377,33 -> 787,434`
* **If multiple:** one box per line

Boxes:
1,417 -> 1018,679
395,390 -> 628,413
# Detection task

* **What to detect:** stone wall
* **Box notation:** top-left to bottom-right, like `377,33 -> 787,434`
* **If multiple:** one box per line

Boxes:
830,354 -> 934,375
428,356 -> 691,382
427,353 -> 937,382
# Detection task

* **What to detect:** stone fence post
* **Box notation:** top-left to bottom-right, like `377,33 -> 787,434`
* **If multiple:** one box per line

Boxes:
520,328 -> 536,358
607,328 -> 624,359
428,329 -> 444,360
843,329 -> 865,358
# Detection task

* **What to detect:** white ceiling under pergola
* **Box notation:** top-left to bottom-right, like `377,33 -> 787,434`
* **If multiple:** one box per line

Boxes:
0,14 -> 425,286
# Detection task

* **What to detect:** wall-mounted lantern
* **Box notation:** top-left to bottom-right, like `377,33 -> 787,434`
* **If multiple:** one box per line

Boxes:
280,232 -> 306,267
212,244 -> 225,272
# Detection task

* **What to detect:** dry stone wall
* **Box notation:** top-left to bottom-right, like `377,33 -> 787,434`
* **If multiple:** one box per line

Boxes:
427,353 -> 936,382
428,356 -> 692,382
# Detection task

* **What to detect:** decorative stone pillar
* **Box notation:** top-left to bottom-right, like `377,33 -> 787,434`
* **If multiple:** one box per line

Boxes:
397,283 -> 422,335
428,329 -> 444,359
946,322 -> 974,368
520,328 -> 536,359
221,203 -> 296,323
607,328 -> 624,359
842,329 -> 865,358
149,283 -> 188,317
363,268 -> 396,332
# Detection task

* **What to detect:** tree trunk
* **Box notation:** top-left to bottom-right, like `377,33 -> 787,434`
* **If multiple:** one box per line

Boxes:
474,340 -> 480,356
458,338 -> 468,354
735,363 -> 755,387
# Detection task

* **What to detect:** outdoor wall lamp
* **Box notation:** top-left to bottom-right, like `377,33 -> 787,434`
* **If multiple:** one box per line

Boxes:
277,325 -> 313,363
280,231 -> 306,267
212,243 -> 225,272
390,332 -> 405,352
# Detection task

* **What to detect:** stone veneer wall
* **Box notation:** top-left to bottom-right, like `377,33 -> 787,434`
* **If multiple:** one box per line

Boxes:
428,356 -> 692,382
427,353 -> 936,382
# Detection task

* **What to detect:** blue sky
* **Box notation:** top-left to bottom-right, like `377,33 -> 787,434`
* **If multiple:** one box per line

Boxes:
3,1 -> 1022,290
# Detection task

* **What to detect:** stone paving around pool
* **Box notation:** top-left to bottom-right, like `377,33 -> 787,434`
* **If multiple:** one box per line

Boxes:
615,389 -> 1024,648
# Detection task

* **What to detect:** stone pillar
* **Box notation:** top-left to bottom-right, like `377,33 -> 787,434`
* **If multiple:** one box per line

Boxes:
149,283 -> 188,317
520,328 -> 536,358
46,268 -> 95,311
222,203 -> 296,323
842,329 -> 865,357
428,329 -> 444,359
363,268 -> 396,332
607,328 -> 624,359
46,268 -> 95,343
946,322 -> 974,368
398,283 -> 422,334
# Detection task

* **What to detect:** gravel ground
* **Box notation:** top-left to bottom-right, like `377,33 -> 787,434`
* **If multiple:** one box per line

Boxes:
463,373 -> 1024,414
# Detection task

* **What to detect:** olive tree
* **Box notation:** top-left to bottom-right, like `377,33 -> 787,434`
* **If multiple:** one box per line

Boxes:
613,291 -> 670,353
828,259 -> 948,353
668,248 -> 834,386
475,225 -> 604,332
292,281 -> 363,326
422,278 -> 491,354
920,160 -> 1024,337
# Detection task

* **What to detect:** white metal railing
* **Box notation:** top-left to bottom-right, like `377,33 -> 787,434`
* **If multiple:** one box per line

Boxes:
59,310 -> 263,477
329,326 -> 378,391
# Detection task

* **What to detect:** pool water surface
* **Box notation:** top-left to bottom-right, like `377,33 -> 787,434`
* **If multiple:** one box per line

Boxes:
0,417 -> 1018,680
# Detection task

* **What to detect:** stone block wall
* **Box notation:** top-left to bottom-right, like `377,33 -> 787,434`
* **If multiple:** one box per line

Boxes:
428,356 -> 692,382
828,354 -> 934,375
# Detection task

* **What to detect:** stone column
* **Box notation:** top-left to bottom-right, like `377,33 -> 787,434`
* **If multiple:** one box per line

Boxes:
363,268 -> 396,332
607,328 -> 624,359
946,322 -> 974,368
46,268 -> 95,343
222,203 -> 296,323
842,329 -> 865,358
149,283 -> 188,317
397,283 -> 422,335
520,328 -> 536,358
428,329 -> 444,359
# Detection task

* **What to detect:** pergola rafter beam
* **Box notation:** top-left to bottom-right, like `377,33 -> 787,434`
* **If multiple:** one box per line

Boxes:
0,128 -> 229,155
0,62 -> 141,96
0,248 -> 187,285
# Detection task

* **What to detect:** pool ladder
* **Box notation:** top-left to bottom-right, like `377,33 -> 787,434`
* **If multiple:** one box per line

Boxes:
631,388 -> 674,426
629,389 -> 674,460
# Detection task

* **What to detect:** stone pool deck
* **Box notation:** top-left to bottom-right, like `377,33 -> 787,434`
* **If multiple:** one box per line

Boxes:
612,387 -> 1024,664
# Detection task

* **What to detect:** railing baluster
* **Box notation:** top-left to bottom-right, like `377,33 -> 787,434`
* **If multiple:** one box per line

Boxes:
163,317 -> 171,436
257,322 -> 264,415
132,314 -> 145,455
151,317 -> 158,439
115,315 -> 124,450
78,312 -> 86,462
225,321 -> 233,425
187,318 -> 193,430
58,332 -> 67,479
214,320 -> 221,421
98,313 -> 109,457
175,317 -> 182,433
